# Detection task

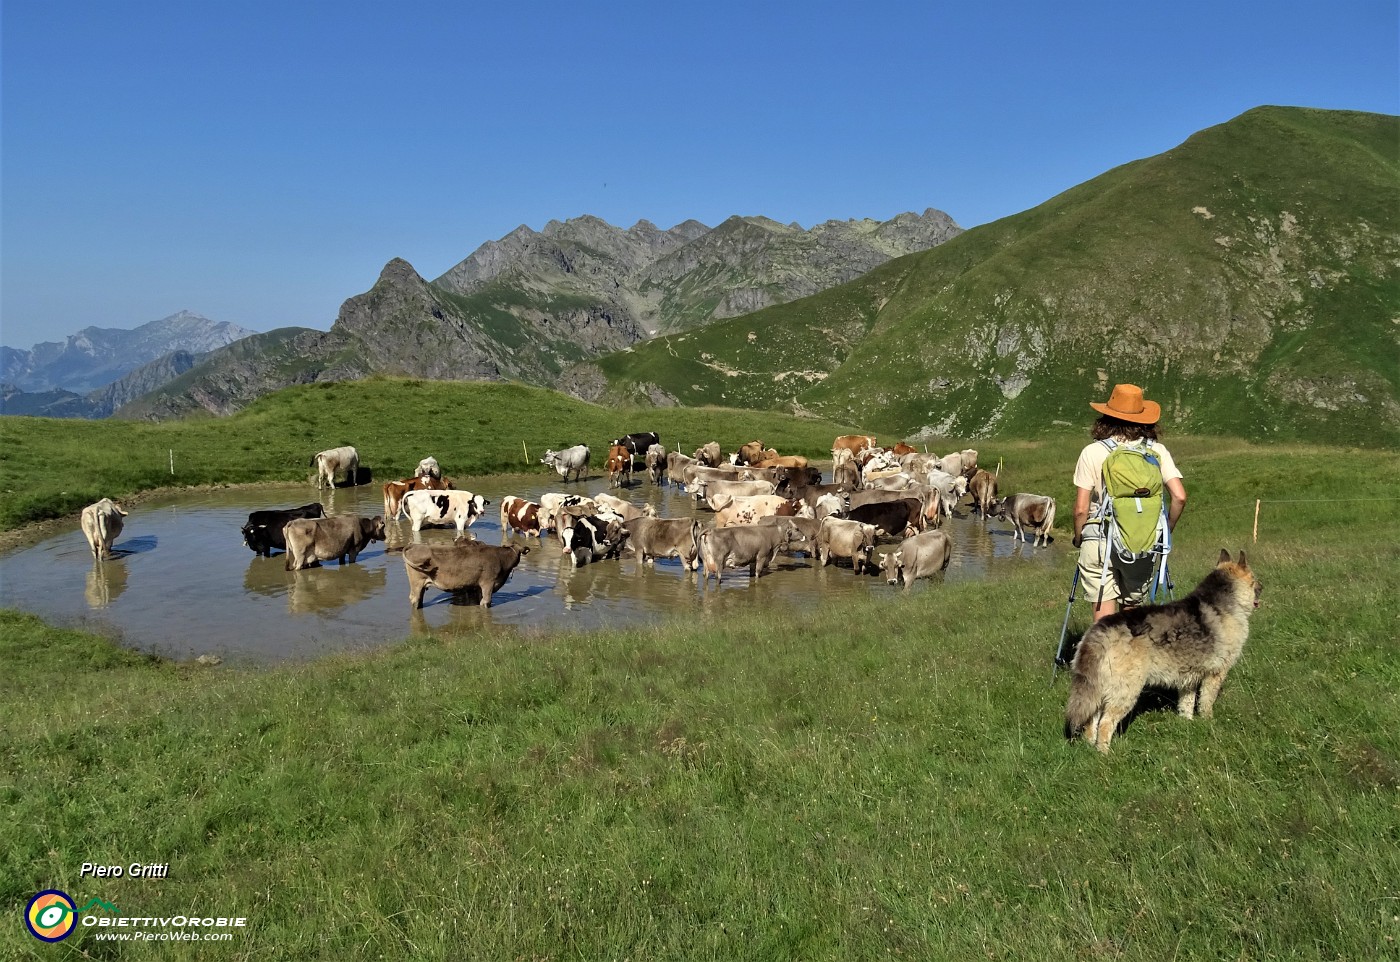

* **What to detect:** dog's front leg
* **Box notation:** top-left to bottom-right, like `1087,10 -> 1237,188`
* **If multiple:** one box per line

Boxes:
1196,672 -> 1228,718
1176,687 -> 1199,719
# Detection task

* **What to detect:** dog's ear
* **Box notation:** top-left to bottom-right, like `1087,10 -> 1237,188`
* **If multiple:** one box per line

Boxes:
1218,548 -> 1232,565
1237,550 -> 1248,570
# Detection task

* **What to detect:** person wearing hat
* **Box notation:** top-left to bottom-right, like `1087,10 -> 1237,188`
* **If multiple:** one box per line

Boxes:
1071,383 -> 1187,622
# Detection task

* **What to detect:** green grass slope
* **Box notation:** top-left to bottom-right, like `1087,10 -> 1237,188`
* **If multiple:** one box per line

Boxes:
589,107 -> 1400,445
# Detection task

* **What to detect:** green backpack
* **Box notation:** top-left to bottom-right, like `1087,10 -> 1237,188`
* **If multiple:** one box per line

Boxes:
1098,439 -> 1167,560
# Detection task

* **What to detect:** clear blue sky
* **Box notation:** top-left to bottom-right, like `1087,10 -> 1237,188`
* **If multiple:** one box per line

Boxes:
3,1 -> 1396,348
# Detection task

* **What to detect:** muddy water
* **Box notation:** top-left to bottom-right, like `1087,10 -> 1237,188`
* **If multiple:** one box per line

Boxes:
0,474 -> 1063,662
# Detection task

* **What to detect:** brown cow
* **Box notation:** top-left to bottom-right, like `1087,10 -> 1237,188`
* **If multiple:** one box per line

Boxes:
500,495 -> 544,537
284,515 -> 386,571
969,469 -> 998,517
402,541 -> 529,608
605,444 -> 632,488
733,439 -> 766,465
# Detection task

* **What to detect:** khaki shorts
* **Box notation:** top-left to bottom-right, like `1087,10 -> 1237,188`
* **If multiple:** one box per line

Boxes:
1077,530 -> 1158,606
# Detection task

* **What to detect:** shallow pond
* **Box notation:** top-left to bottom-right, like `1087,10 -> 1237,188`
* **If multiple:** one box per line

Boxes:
0,473 -> 1064,662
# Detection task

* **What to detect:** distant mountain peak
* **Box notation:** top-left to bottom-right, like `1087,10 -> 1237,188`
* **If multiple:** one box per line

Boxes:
1,311 -> 255,395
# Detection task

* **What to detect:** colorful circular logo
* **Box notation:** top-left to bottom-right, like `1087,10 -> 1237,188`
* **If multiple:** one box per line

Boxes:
26,890 -> 77,942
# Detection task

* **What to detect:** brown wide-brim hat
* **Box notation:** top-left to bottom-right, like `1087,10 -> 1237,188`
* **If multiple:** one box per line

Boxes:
1090,383 -> 1161,425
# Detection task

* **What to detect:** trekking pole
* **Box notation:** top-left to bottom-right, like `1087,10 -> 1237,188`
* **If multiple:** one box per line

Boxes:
1051,567 -> 1081,686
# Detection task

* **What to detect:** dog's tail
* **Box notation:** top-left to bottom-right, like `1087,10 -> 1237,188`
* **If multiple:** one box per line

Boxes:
1064,629 -> 1107,741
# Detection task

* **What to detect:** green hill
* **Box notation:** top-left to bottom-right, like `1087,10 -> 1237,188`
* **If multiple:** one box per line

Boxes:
584,107 -> 1400,445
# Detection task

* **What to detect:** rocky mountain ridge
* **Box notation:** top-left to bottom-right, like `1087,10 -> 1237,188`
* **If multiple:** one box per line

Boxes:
116,209 -> 962,419
2,310 -> 255,394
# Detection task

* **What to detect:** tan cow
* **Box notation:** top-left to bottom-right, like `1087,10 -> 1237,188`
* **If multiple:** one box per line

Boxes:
402,541 -> 529,608
625,517 -> 703,569
592,492 -> 656,522
698,520 -> 807,585
988,494 -> 1056,546
692,477 -> 777,508
80,498 -> 127,560
284,515 -> 386,570
693,441 -> 723,467
969,469 -> 999,517
832,434 -> 877,461
815,517 -> 878,574
879,529 -> 953,587
750,454 -> 810,470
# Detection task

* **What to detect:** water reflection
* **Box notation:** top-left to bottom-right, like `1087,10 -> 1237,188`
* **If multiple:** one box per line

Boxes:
287,564 -> 387,615
85,558 -> 128,608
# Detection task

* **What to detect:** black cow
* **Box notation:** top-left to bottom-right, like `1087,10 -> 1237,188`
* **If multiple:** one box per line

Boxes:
846,497 -> 922,539
773,465 -> 823,496
241,502 -> 326,556
611,432 -> 661,457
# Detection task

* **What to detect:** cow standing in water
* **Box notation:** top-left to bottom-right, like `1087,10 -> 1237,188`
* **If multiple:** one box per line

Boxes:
283,515 -> 386,571
313,446 -> 359,489
541,445 -> 590,483
81,498 -> 128,560
402,541 -> 530,608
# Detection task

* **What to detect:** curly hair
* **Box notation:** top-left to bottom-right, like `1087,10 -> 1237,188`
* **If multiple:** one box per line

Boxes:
1090,414 -> 1159,442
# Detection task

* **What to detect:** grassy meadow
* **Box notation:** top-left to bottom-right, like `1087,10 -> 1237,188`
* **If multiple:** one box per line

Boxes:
0,378 -> 863,531
2,385 -> 1398,960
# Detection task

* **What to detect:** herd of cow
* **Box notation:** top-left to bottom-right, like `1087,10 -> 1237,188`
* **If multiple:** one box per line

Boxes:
78,432 -> 1060,612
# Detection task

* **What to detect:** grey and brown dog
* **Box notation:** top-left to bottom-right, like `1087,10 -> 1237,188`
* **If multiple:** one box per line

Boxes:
1065,550 -> 1262,753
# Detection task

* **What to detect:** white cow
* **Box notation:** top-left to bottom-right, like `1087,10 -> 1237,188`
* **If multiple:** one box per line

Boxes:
313,446 -> 359,489
541,444 -> 590,483
415,456 -> 442,480
402,490 -> 490,533
80,498 -> 128,560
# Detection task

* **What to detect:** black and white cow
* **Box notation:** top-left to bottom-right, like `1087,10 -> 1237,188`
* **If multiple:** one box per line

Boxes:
402,490 -> 490,534
611,432 -> 660,457
541,444 -> 590,483
559,514 -> 630,567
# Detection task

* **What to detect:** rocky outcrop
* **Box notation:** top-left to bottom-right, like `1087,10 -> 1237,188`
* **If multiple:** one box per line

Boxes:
87,350 -> 202,417
434,209 -> 963,338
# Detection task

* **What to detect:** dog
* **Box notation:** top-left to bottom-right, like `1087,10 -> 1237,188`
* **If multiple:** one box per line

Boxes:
1065,550 -> 1262,753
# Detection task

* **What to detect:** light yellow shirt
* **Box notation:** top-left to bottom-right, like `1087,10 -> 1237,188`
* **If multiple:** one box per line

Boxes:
1073,439 -> 1182,512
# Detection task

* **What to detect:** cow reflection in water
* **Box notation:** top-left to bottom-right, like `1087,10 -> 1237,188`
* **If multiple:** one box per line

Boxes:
85,558 -> 129,608
286,564 -> 387,614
